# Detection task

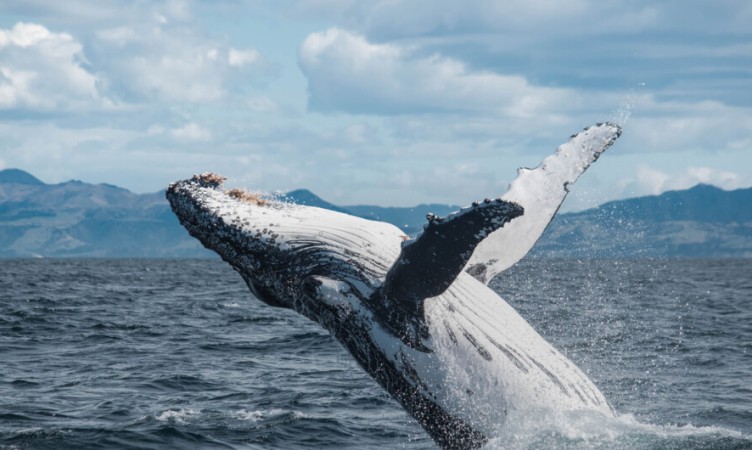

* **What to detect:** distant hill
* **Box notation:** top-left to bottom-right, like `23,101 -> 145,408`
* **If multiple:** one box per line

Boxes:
1,168 -> 750,258
344,204 -> 459,235
0,169 -> 210,258
532,184 -> 752,258
280,189 -> 459,234
283,189 -> 351,214
0,168 -> 45,185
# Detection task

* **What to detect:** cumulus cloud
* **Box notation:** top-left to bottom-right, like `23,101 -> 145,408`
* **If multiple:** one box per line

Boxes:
0,23 -> 109,111
228,48 -> 262,67
299,28 -> 591,117
0,0 -> 749,209
618,99 -> 752,155
294,0 -> 751,113
93,24 -> 271,104
1,14 -> 273,111
625,165 -> 748,197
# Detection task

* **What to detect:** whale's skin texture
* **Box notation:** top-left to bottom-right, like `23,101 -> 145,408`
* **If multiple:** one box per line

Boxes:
167,123 -> 622,449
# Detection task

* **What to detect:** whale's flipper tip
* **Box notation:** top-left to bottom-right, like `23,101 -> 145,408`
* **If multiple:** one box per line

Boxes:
465,121 -> 623,284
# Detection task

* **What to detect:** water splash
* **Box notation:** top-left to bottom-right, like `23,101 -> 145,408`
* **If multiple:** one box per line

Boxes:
609,82 -> 646,127
155,408 -> 199,424
482,410 -> 750,449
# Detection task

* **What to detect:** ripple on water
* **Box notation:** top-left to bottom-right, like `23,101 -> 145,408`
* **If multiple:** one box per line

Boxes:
1,258 -> 751,449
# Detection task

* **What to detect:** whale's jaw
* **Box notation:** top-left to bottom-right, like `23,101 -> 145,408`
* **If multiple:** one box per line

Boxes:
166,173 -> 404,311
166,174 -> 296,308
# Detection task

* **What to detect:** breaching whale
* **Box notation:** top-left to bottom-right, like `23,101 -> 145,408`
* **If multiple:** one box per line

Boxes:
167,123 -> 622,449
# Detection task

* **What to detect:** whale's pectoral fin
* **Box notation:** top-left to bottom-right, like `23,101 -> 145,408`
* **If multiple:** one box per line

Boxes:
371,199 -> 523,349
466,122 -> 623,284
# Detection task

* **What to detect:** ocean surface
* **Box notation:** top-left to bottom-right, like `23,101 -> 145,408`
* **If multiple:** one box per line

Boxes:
1,258 -> 751,449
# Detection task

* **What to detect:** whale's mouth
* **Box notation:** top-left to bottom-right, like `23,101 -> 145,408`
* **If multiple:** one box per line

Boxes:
166,173 -> 231,245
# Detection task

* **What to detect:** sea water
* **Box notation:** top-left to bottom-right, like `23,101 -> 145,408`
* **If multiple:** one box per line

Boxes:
1,258 -> 750,449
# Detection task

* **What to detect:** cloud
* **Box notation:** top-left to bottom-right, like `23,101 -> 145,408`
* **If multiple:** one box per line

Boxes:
93,24 -> 271,104
305,0 -> 748,39
0,0 -> 749,211
0,2 -> 274,107
293,1 -> 751,112
228,48 -> 261,67
246,96 -> 279,113
170,122 -> 212,142
617,99 -> 752,155
0,0 -> 195,28
287,0 -> 694,43
299,27 -> 594,118
0,17 -> 273,112
685,167 -> 744,188
0,23 -> 109,111
625,165 -> 748,197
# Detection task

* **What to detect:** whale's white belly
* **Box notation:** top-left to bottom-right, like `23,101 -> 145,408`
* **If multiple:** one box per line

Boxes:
370,273 -> 613,437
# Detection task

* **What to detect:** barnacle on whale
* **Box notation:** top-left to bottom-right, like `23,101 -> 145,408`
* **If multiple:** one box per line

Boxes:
226,188 -> 268,206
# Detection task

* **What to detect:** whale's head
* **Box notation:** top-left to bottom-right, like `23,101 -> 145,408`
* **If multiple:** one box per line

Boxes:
166,173 -> 405,311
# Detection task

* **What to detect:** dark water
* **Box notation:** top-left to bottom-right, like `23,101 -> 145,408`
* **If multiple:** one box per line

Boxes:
1,258 -> 751,449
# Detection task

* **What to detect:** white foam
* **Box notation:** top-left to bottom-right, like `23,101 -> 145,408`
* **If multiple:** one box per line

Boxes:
232,408 -> 303,422
482,410 -> 749,449
155,408 -> 199,424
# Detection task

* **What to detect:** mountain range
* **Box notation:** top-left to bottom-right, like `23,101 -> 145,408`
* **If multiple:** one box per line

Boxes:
1,168 -> 750,258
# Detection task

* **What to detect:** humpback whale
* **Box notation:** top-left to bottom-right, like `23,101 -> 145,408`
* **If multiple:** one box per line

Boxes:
167,123 -> 622,449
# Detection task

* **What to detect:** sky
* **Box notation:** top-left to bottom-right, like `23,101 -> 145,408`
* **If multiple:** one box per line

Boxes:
1,0 -> 750,210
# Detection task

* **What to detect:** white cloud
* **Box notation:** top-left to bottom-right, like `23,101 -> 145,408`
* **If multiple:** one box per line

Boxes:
90,22 -> 271,104
686,167 -> 743,188
0,0 -> 749,210
96,26 -> 138,46
619,99 -> 752,155
632,165 -> 672,196
162,0 -> 192,22
294,0 -> 751,115
0,23 -> 108,111
228,48 -> 261,67
170,122 -> 212,142
126,50 -> 226,103
0,16 -> 271,110
299,27 -> 590,118
65,3 -> 273,105
627,165 -> 747,197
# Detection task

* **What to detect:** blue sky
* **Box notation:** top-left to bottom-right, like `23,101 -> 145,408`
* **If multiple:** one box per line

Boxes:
1,1 -> 750,210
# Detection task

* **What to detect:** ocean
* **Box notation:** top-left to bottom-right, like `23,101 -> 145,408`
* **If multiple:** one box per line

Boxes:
1,258 -> 751,449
